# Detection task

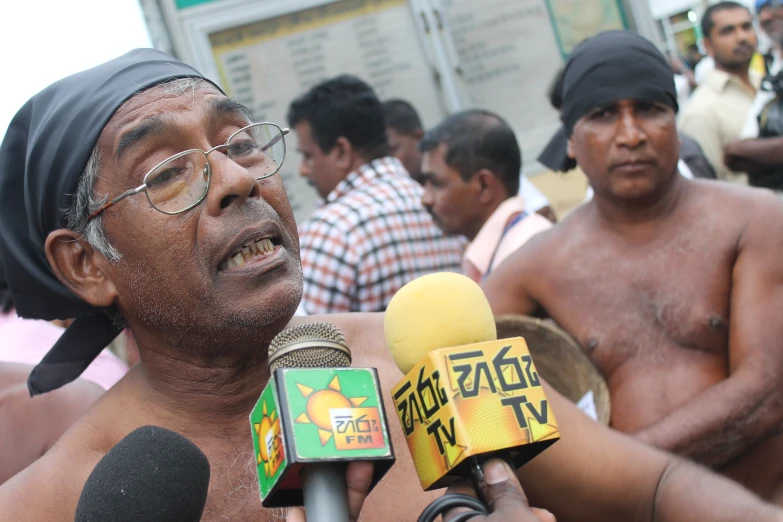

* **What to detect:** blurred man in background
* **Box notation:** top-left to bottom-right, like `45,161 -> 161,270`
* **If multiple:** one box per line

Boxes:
679,1 -> 759,184
383,99 -> 425,184
384,98 -> 558,222
289,76 -> 463,313
419,110 -> 552,282
725,0 -> 783,193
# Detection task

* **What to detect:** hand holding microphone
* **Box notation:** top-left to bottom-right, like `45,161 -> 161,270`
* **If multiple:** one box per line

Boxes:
284,458 -> 555,522
443,459 -> 555,522
285,460 -> 374,522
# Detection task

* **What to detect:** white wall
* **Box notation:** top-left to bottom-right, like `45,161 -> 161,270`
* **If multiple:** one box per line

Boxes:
0,0 -> 153,140
649,0 -> 755,19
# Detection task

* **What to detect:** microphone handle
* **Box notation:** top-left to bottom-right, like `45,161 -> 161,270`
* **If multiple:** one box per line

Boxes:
302,463 -> 350,522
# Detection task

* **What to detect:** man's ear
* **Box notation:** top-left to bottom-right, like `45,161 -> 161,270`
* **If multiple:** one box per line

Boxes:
333,137 -> 355,171
567,137 -> 575,159
45,229 -> 118,308
413,128 -> 424,140
703,38 -> 714,58
474,169 -> 498,204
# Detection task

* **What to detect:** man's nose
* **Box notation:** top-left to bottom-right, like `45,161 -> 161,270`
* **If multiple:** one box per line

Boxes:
298,160 -> 310,179
203,152 -> 261,216
421,185 -> 434,207
615,111 -> 646,148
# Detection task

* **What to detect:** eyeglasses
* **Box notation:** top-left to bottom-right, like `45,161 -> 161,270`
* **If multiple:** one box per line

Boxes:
87,122 -> 289,221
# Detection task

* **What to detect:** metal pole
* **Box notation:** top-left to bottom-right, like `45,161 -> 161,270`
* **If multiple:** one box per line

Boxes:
623,0 -> 666,50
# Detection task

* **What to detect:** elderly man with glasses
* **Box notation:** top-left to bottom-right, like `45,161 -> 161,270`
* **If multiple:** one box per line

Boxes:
1,49 -> 782,522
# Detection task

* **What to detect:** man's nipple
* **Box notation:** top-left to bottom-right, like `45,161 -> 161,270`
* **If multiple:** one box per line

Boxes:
585,338 -> 599,354
708,316 -> 727,331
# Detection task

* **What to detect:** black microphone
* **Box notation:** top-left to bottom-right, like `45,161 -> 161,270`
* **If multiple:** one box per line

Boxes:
74,426 -> 210,522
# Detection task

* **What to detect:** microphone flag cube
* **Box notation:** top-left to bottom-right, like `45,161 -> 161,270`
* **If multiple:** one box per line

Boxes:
251,367 -> 395,507
391,337 -> 560,490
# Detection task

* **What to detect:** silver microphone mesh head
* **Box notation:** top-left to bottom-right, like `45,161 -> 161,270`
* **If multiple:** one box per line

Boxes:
268,322 -> 351,372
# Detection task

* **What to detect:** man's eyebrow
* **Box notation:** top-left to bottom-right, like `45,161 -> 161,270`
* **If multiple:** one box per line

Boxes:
207,97 -> 253,123
587,103 -> 615,114
114,117 -> 167,161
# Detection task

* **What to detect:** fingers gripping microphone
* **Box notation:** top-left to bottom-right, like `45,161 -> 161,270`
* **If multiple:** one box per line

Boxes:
74,426 -> 210,522
385,273 -> 561,496
251,323 -> 395,521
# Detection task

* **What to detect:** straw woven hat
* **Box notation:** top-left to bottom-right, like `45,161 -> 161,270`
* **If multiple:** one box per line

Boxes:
495,314 -> 611,426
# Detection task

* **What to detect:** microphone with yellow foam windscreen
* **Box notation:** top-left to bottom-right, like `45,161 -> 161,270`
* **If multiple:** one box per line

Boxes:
385,272 -> 560,496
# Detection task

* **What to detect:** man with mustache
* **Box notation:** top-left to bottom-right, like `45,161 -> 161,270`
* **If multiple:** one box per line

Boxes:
0,48 -> 782,522
485,30 -> 783,504
679,1 -> 760,184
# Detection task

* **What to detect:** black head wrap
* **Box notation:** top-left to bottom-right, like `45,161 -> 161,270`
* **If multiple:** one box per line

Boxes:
538,31 -> 678,173
0,48 -> 219,395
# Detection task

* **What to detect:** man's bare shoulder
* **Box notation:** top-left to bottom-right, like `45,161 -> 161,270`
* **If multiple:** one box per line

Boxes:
689,177 -> 778,204
687,179 -> 783,231
0,409 -> 108,521
0,363 -> 104,485
503,203 -> 594,271
0,375 -> 148,522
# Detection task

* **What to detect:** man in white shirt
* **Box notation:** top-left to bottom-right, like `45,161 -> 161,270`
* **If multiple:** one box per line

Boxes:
679,1 -> 760,184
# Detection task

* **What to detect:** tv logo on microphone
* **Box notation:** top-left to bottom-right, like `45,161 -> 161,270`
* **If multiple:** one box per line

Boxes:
391,338 -> 560,490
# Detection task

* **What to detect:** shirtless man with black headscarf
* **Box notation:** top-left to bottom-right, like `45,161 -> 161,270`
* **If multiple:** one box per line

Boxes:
486,30 -> 783,503
0,48 -> 781,522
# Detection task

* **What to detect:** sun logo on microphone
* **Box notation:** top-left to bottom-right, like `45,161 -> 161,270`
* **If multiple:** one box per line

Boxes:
253,400 -> 283,479
294,375 -> 384,450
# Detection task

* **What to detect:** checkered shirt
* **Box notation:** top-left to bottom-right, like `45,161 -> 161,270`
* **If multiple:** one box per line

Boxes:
299,157 -> 464,314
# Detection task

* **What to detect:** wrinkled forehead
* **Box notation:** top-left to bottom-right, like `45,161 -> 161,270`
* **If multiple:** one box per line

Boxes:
97,79 -> 249,155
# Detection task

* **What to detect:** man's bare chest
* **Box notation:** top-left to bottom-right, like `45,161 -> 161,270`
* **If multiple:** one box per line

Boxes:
541,232 -> 734,376
198,443 -> 280,522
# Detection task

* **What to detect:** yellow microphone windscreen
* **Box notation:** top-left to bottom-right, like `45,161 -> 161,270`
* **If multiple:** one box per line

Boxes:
384,272 -> 497,374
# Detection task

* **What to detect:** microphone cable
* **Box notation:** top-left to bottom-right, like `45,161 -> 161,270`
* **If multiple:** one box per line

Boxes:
417,493 -> 489,522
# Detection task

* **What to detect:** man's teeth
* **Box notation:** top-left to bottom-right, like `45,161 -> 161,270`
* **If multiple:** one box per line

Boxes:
222,238 -> 276,270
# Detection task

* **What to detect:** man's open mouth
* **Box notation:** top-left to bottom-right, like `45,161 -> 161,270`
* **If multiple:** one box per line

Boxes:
219,237 -> 279,270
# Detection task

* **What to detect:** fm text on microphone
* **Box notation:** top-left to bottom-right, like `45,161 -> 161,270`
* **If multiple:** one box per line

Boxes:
249,322 -> 395,520
74,426 -> 210,522
385,272 -> 560,491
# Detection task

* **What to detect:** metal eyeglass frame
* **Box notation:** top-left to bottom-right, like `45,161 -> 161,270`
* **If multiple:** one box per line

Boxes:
87,122 -> 289,221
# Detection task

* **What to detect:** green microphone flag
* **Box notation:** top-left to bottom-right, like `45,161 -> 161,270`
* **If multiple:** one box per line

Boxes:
251,367 -> 395,507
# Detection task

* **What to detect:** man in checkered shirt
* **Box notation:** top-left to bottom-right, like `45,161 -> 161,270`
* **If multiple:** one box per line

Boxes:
288,75 -> 464,314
